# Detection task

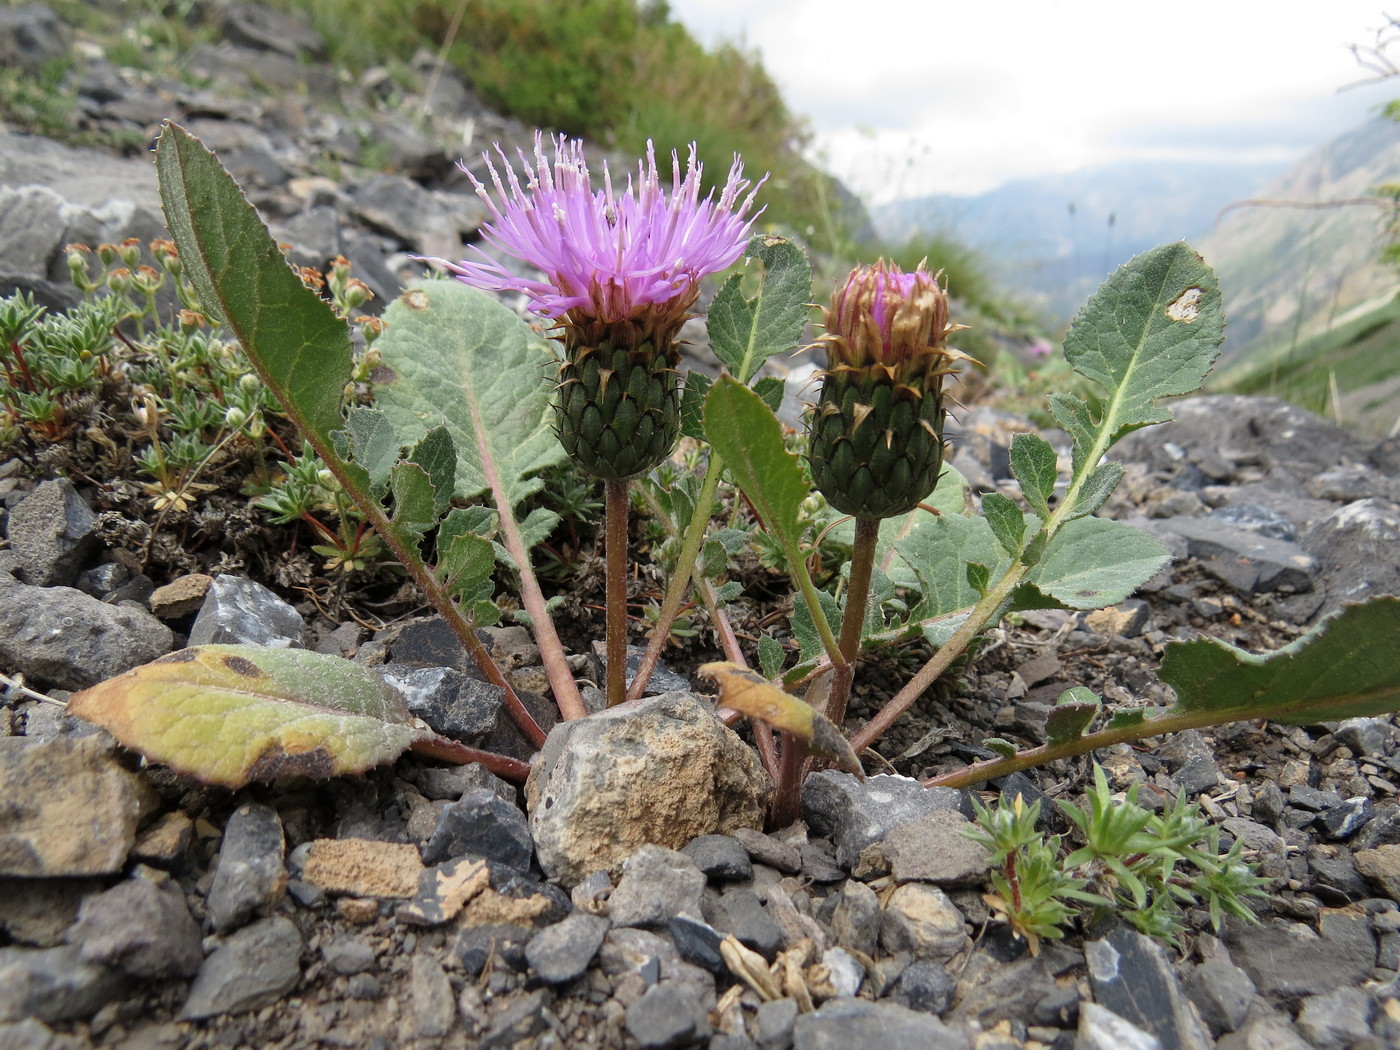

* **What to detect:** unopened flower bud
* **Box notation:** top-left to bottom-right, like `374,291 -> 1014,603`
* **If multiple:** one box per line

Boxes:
107,267 -> 132,294
178,309 -> 205,332
224,406 -> 248,428
97,243 -> 119,266
118,238 -> 142,267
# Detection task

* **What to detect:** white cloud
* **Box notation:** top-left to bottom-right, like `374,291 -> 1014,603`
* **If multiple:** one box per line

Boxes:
667,0 -> 1400,200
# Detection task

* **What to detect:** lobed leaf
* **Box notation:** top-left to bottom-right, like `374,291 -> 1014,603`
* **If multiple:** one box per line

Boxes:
707,235 -> 813,384
67,645 -> 435,788
1009,433 -> 1059,518
1026,516 -> 1169,610
1158,597 -> 1400,724
982,493 -> 1027,557
1045,686 -> 1102,745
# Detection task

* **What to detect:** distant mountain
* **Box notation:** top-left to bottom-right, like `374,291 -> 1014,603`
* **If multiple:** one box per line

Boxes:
1196,115 -> 1400,368
873,159 -> 1290,322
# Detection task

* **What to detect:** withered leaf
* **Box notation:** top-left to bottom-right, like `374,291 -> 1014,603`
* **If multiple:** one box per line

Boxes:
67,644 -> 434,788
699,662 -> 863,778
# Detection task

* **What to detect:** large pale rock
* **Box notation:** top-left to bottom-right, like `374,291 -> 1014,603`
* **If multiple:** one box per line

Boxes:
525,692 -> 770,887
0,736 -> 157,877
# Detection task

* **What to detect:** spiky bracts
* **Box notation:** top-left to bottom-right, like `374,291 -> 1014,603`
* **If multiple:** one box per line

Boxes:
808,261 -> 967,520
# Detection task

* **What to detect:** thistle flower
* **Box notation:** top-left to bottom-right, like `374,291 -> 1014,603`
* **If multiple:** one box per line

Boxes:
440,133 -> 764,479
807,261 -> 968,520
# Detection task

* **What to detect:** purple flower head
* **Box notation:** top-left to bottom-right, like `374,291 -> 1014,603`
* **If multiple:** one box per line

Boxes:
440,133 -> 765,322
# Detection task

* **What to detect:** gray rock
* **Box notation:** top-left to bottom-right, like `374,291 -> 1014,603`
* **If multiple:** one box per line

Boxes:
322,936 -> 375,975
609,845 -> 705,928
526,911 -> 609,984
180,916 -> 303,1020
888,959 -> 956,1015
826,881 -> 879,960
1303,498 -> 1400,613
625,979 -> 711,1048
595,643 -> 693,697
1154,730 -> 1222,796
0,735 -> 155,877
378,665 -> 503,740
1354,844 -> 1400,900
952,949 -> 1066,1028
482,987 -> 549,1048
730,827 -> 803,874
802,772 -> 973,870
682,834 -> 753,881
414,761 -> 516,803
1309,462 -> 1400,502
348,173 -> 452,253
409,955 -> 456,1038
70,875 -> 202,979
1309,850 -> 1371,903
0,943 -> 126,1023
0,877 -> 99,948
1318,796 -> 1374,840
0,6 -> 71,73
1159,516 -> 1316,596
222,1 -> 325,58
1335,716 -> 1395,757
187,574 -> 304,648
421,787 -> 532,873
0,1017 -> 82,1050
1086,927 -> 1211,1050
1206,503 -> 1297,542
883,811 -> 990,885
206,802 -> 286,934
1221,817 -> 1286,854
1223,910 -> 1376,1001
717,887 -> 783,959
525,692 -> 769,887
792,998 -> 969,1050
1184,957 -> 1254,1035
0,185 -> 67,288
668,915 -> 725,974
0,578 -> 173,690
755,997 -> 799,1048
453,923 -> 532,977
879,883 -> 968,962
1295,987 -> 1374,1049
5,479 -> 98,587
1076,1002 -> 1163,1050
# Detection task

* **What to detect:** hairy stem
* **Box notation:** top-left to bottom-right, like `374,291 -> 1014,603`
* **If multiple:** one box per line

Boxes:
605,477 -> 631,708
826,516 -> 880,727
409,735 -> 532,783
629,453 -> 726,700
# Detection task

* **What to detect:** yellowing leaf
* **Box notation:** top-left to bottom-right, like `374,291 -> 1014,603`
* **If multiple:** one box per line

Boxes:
699,662 -> 863,777
67,645 -> 434,788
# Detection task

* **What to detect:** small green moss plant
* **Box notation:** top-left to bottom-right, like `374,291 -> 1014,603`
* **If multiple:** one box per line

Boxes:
144,120 -> 1400,848
965,766 -> 1269,951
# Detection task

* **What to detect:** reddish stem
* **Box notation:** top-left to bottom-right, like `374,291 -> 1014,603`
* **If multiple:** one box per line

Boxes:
408,735 -> 532,783
604,477 -> 630,707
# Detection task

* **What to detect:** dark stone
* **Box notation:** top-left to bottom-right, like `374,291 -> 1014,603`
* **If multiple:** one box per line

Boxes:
0,944 -> 127,1023
453,923 -> 531,976
221,2 -> 325,59
1183,958 -> 1254,1036
483,987 -> 550,1048
1356,806 -> 1400,850
802,771 -> 973,869
1303,499 -> 1400,613
1162,516 -> 1316,596
206,802 -> 286,934
793,998 -> 967,1050
1318,797 -> 1375,841
1223,909 -> 1376,1002
888,959 -> 956,1015
1251,780 -> 1286,826
667,915 -> 725,974
682,834 -> 753,882
730,827 -> 802,874
421,788 -> 533,873
1206,503 -> 1297,543
800,840 -> 846,882
0,6 -> 71,74
187,574 -> 304,648
322,936 -> 375,976
1309,852 -> 1372,904
179,916 -> 303,1020
1290,785 -> 1343,812
6,479 -> 98,587
717,887 -> 783,959
525,911 -> 609,984
1086,927 -> 1211,1050
414,762 -> 516,803
378,665 -> 504,741
70,876 -> 202,979
625,979 -> 711,1048
1154,730 -> 1221,796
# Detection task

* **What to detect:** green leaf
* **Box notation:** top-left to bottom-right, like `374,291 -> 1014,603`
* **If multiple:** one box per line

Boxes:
1027,517 -> 1169,610
157,122 -> 351,452
68,645 -> 435,788
753,375 -> 785,415
707,234 -> 813,384
408,426 -> 456,518
983,738 -> 1018,759
831,464 -> 970,588
436,527 -> 497,622
1070,462 -> 1125,519
896,513 -> 1008,618
790,588 -> 843,664
341,408 -> 401,499
982,493 -> 1026,557
703,377 -> 807,553
966,562 -> 991,594
713,581 -> 743,602
387,461 -> 438,539
374,280 -> 565,508
1010,433 -> 1058,518
1158,597 -> 1400,724
679,371 -> 712,441
1047,392 -> 1096,472
758,635 -> 786,680
1062,242 -> 1224,449
1045,686 -> 1102,745
519,507 -> 561,552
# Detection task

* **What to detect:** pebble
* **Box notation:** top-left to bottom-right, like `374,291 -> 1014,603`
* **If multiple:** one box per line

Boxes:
607,845 -> 705,928
667,915 -> 726,974
682,833 -> 754,881
828,879 -> 880,956
791,998 -> 968,1049
1294,986 -> 1375,1049
297,838 -> 422,898
1355,844 -> 1400,901
377,665 -> 503,740
1223,910 -> 1376,1000
730,827 -> 802,874
879,883 -> 968,962
180,916 -> 303,1020
717,887 -> 784,959
1184,957 -> 1255,1035
206,802 -> 286,933
321,936 -> 376,976
454,923 -> 532,977
802,771 -> 972,869
70,874 -> 202,979
888,959 -> 956,1015
1317,797 -> 1374,840
0,944 -> 127,1023
525,911 -> 609,984
882,810 -> 990,885
187,574 -> 305,648
625,980 -> 710,1048
421,787 -> 533,872
410,955 -> 456,1038
1086,927 -> 1211,1050
5,478 -> 98,587
1076,1002 -> 1162,1050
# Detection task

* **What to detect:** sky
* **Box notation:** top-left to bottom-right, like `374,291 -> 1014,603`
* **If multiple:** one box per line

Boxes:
668,1 -> 1400,203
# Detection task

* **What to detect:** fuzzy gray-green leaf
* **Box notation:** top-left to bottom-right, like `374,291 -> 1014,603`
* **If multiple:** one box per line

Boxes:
1010,433 -> 1059,518
374,281 -> 564,508
341,408 -> 401,499
982,493 -> 1026,557
1028,517 -> 1168,610
708,235 -> 812,384
1046,686 -> 1101,745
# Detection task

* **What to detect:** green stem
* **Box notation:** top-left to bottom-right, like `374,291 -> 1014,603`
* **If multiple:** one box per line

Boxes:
826,516 -> 880,728
605,477 -> 631,708
628,452 -> 727,701
791,545 -> 847,673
